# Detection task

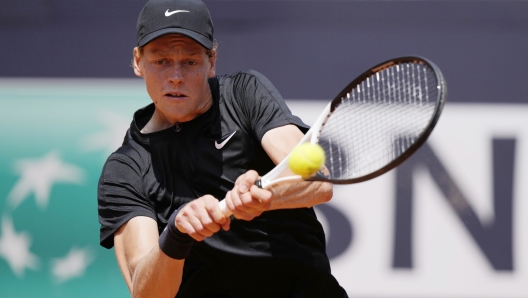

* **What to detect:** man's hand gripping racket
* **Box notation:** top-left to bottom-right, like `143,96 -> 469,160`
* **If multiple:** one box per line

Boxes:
219,56 -> 447,216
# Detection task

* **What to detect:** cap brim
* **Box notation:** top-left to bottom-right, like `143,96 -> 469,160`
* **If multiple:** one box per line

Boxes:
137,27 -> 212,49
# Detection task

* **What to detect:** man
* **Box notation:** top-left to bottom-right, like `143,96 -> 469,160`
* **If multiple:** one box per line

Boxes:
97,0 -> 348,297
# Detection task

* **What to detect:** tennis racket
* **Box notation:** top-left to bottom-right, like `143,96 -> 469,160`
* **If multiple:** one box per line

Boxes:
219,56 -> 446,216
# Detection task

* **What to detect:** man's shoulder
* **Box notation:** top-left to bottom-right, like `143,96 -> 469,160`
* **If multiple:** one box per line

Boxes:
103,131 -> 150,172
217,69 -> 270,86
216,70 -> 279,106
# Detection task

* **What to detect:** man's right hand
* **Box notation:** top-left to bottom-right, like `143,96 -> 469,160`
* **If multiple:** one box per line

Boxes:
175,195 -> 231,241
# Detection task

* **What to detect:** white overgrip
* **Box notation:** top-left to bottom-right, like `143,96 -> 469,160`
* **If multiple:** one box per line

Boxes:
218,199 -> 232,217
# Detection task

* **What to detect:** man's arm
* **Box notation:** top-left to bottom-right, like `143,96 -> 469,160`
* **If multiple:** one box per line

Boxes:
114,216 -> 184,298
224,124 -> 333,220
114,196 -> 230,298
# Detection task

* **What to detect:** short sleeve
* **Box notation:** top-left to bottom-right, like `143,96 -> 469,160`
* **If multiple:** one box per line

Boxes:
231,70 -> 309,141
98,152 -> 155,249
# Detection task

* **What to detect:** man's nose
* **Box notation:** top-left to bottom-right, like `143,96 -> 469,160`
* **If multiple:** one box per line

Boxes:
168,63 -> 184,84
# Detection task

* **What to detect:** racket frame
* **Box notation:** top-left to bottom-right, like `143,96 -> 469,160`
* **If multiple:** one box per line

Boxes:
306,56 -> 446,184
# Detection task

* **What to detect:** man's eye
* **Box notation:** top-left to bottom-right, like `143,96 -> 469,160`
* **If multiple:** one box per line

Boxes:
187,61 -> 197,66
155,60 -> 166,65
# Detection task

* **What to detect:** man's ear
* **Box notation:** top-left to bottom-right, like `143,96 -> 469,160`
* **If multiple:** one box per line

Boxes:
132,47 -> 143,77
208,50 -> 217,78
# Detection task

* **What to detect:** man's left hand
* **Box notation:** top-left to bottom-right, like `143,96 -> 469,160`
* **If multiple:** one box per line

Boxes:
224,170 -> 272,221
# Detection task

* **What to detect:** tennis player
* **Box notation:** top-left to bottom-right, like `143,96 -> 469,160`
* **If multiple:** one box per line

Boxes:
97,0 -> 348,297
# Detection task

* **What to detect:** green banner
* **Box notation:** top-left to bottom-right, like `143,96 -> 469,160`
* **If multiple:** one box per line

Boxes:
0,79 -> 151,297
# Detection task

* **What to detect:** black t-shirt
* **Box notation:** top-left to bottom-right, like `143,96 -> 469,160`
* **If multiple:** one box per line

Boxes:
98,70 -> 347,297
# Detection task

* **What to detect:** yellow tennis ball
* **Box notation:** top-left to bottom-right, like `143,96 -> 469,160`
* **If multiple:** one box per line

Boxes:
288,143 -> 326,178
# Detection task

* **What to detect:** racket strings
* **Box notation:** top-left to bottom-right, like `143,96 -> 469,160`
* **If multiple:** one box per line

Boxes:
319,62 -> 439,180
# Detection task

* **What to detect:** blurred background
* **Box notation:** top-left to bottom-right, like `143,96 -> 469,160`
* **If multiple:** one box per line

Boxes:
1,0 -> 527,297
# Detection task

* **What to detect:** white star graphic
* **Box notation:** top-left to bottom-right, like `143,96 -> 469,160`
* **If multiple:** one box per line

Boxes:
0,216 -> 39,277
7,151 -> 86,210
79,110 -> 129,155
51,246 -> 94,284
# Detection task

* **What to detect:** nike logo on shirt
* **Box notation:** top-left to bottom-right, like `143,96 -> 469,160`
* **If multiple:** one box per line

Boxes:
215,131 -> 237,149
165,9 -> 190,17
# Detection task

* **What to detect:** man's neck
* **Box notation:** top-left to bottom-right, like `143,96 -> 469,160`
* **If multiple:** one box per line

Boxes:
141,91 -> 213,134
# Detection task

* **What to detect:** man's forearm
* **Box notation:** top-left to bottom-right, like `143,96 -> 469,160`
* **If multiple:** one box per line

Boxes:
268,181 -> 333,210
131,245 -> 185,298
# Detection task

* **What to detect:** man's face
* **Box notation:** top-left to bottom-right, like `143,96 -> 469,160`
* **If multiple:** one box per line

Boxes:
134,34 -> 216,124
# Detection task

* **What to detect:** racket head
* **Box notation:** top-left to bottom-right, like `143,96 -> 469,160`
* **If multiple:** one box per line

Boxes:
306,56 -> 446,184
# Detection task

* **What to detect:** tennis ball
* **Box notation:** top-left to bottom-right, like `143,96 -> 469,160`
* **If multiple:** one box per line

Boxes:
288,143 -> 326,178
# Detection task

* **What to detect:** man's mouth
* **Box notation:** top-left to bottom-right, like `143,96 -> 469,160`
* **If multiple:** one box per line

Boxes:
166,92 -> 187,98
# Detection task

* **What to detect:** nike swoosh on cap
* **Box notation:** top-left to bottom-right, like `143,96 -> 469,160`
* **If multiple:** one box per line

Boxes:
215,131 -> 237,150
165,9 -> 190,17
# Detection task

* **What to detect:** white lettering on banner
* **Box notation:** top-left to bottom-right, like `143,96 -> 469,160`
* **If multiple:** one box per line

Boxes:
286,101 -> 528,297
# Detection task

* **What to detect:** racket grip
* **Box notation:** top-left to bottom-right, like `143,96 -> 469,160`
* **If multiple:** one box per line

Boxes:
254,179 -> 262,188
218,199 -> 232,217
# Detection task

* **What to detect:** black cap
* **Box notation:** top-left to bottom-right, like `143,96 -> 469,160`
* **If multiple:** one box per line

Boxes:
136,0 -> 213,49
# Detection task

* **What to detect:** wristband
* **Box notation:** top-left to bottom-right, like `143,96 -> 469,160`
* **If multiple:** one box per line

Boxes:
158,204 -> 194,259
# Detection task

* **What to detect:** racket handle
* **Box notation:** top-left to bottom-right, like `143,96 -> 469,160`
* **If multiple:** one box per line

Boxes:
218,199 -> 232,217
254,179 -> 263,188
